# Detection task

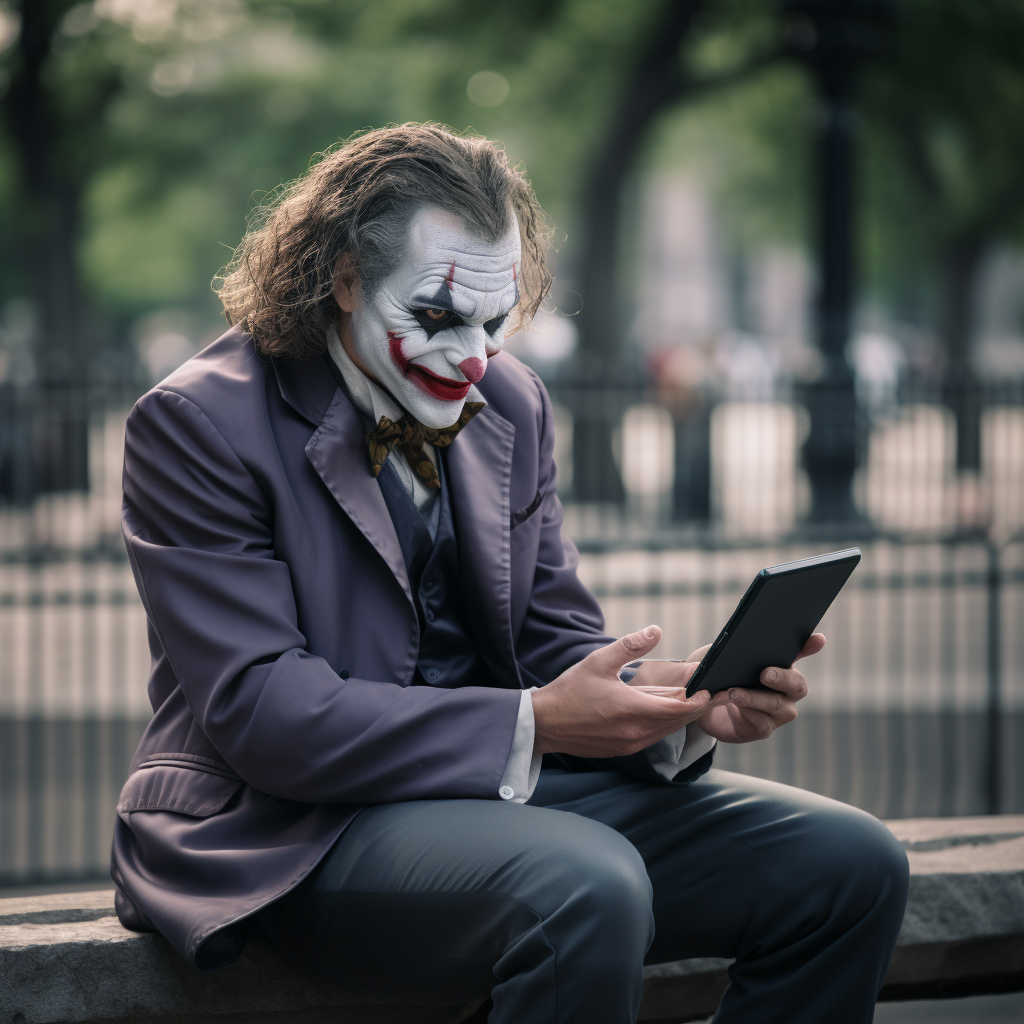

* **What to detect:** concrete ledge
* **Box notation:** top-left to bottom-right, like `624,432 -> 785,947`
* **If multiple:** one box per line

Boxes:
878,816 -> 1024,1003
1,816 -> 1022,1024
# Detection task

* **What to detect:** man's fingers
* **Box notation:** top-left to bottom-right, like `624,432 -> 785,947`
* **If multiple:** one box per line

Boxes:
630,686 -> 710,719
735,705 -> 776,737
635,685 -> 731,707
794,632 -> 826,662
685,643 -> 711,664
758,666 -> 808,699
728,686 -> 798,723
589,625 -> 662,675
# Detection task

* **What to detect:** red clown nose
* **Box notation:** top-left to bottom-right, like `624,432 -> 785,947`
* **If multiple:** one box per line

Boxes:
458,357 -> 486,384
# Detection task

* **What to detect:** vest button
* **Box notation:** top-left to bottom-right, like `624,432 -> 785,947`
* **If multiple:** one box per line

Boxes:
499,786 -> 515,800
425,667 -> 440,681
423,579 -> 436,591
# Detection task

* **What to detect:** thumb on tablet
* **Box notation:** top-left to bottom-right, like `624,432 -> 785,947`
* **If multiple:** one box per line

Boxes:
794,633 -> 826,662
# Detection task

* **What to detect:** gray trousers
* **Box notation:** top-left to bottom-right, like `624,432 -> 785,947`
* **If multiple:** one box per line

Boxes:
257,767 -> 910,1024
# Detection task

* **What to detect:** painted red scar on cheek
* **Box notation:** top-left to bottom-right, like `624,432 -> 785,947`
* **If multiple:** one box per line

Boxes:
387,331 -> 410,374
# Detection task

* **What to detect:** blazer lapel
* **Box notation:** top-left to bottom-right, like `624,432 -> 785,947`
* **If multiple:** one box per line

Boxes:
445,404 -> 522,689
273,356 -> 413,609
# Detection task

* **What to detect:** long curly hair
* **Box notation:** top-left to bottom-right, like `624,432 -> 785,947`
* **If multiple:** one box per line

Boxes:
214,124 -> 553,359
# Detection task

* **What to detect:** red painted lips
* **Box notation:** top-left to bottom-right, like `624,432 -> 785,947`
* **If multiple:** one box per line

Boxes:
388,330 -> 475,401
407,363 -> 472,401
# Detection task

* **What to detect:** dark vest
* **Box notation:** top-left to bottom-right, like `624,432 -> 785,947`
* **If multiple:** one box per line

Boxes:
324,354 -> 487,689
375,457 -> 487,688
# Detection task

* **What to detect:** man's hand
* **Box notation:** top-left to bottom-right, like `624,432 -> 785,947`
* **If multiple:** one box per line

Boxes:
691,633 -> 825,744
531,626 -> 731,758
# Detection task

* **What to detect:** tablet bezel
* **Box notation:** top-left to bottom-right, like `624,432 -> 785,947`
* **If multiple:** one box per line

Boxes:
683,547 -> 862,699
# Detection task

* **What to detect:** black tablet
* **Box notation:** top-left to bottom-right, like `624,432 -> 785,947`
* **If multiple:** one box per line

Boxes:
684,548 -> 862,698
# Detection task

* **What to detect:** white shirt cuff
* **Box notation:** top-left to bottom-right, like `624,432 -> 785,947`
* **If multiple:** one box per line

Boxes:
645,721 -> 717,782
498,689 -> 542,803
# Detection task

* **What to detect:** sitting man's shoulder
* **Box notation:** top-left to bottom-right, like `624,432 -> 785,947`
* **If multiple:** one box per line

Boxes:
144,322 -> 269,411
129,323 -> 324,450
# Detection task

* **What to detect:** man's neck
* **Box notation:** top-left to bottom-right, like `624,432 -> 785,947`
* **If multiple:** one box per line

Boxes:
327,326 -> 405,428
338,315 -> 380,386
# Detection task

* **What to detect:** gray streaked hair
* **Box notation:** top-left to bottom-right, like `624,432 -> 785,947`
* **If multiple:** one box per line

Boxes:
215,123 -> 552,359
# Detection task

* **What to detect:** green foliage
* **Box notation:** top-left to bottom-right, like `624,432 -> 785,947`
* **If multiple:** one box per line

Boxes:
860,0 -> 1024,313
1,0 -> 1021,355
648,61 -> 812,254
1,0 -> 673,336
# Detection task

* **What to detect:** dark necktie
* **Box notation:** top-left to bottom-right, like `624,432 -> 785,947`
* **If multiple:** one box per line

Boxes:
365,402 -> 484,489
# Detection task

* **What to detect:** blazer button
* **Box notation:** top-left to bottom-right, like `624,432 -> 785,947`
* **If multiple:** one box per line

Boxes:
425,667 -> 440,681
499,786 -> 515,800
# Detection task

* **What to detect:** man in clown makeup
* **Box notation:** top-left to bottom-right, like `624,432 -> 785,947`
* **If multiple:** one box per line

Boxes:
112,125 -> 908,1024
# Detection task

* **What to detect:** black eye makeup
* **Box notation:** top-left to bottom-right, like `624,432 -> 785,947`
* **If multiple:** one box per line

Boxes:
412,307 -> 465,338
484,312 -> 509,337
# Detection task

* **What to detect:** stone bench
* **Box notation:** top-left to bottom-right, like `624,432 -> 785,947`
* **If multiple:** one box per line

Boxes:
2,816 -> 1022,1024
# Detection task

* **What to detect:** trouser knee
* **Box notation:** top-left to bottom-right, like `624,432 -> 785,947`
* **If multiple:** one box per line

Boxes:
831,811 -> 910,932
541,830 -> 655,968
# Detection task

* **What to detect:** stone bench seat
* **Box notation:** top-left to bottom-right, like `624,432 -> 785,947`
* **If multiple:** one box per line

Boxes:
2,816 -> 1022,1024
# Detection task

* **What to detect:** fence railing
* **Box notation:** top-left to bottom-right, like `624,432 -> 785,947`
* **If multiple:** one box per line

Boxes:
546,376 -> 1024,540
3,376 -> 1024,550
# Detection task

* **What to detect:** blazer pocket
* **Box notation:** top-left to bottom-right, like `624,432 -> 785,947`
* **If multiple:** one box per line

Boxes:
510,489 -> 542,530
509,501 -> 544,566
117,764 -> 242,822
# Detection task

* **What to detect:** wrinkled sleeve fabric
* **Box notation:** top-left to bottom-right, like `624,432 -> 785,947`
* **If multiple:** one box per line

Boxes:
121,388 -> 521,805
513,374 -> 714,788
513,374 -> 616,684
645,722 -> 718,781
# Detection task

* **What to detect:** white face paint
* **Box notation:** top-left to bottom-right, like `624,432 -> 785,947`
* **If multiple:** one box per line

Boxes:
348,205 -> 521,428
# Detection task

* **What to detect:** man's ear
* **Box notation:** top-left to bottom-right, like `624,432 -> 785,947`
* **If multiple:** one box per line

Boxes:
333,258 -> 361,313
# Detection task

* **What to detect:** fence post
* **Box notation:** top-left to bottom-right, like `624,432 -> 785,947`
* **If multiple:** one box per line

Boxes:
985,540 -> 1002,816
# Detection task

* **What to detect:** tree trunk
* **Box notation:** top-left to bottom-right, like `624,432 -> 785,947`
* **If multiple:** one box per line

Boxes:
3,0 -> 89,497
571,0 -> 705,504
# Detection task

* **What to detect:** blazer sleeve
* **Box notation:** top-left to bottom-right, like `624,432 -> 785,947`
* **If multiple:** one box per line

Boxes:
513,374 -> 715,788
512,372 -> 615,686
121,388 -> 521,805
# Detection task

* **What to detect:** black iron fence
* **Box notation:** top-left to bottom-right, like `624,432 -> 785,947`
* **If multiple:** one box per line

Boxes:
0,379 -> 1022,884
547,375 -> 1024,540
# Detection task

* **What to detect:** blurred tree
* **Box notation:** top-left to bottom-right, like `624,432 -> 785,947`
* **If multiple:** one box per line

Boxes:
0,0 -> 120,492
630,0 -> 1024,524
862,0 -> 1024,497
570,0 -> 784,502
8,0 -> 1018,524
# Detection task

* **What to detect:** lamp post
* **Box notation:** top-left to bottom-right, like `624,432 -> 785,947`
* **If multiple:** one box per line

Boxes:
782,0 -> 893,524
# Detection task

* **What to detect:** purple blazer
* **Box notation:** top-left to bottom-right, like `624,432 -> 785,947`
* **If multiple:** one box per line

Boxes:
111,325 -> 614,970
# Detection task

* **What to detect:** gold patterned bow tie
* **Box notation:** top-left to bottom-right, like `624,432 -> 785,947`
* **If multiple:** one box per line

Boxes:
365,402 -> 484,489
